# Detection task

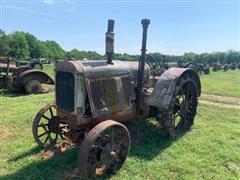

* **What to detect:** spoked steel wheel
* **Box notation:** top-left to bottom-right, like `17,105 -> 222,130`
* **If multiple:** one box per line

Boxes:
159,74 -> 198,138
78,120 -> 130,179
32,104 -> 69,148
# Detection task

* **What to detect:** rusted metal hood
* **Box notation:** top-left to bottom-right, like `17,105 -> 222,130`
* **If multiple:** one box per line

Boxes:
56,60 -> 150,81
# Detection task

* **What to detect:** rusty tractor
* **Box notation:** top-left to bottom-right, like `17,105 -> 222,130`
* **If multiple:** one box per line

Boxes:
0,57 -> 43,70
145,58 -> 210,76
180,61 -> 210,74
223,64 -> 229,71
0,57 -> 54,93
32,19 -> 201,179
238,63 -> 240,70
229,63 -> 237,70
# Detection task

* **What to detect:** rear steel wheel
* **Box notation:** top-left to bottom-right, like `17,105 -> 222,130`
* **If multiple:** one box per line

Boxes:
158,73 -> 198,138
32,104 -> 69,148
25,80 -> 43,94
78,120 -> 130,179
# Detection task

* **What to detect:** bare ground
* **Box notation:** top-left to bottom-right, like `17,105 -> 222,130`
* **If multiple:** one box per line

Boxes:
199,93 -> 240,109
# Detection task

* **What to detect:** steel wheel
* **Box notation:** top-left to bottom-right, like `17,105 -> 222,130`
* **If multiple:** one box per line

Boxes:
25,80 -> 43,94
159,74 -> 198,138
78,120 -> 130,179
32,104 -> 68,148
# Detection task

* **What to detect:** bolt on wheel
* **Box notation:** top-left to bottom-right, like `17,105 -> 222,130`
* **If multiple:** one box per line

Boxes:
32,104 -> 69,148
78,120 -> 130,179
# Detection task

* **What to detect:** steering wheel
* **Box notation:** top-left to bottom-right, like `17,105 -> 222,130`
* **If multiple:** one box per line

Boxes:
139,54 -> 166,76
144,54 -> 160,70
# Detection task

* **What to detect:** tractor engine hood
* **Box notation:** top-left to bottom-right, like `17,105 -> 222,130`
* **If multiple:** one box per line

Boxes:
56,60 -> 150,82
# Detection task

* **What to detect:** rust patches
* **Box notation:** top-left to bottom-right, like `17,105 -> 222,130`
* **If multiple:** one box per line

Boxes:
150,68 -> 201,110
85,74 -> 134,118
78,120 -> 130,179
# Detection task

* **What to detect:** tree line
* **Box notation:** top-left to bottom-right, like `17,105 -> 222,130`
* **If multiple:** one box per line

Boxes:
0,29 -> 239,64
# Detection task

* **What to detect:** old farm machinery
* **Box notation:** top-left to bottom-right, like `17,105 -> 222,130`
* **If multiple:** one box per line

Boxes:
32,19 -> 201,179
0,57 -> 54,93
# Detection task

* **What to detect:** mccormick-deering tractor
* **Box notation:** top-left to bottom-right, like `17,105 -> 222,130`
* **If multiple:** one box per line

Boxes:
32,19 -> 201,179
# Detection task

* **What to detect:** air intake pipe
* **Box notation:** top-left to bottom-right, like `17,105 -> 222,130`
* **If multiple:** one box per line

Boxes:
136,19 -> 150,112
106,19 -> 114,64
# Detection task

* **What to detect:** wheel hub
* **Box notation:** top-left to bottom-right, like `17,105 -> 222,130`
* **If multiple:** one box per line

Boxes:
100,144 -> 117,163
48,116 -> 60,133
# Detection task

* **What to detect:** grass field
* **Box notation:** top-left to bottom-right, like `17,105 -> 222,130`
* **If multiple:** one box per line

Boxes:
200,70 -> 240,97
0,65 -> 240,179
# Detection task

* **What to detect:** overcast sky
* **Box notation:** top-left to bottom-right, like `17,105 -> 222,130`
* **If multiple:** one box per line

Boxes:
1,0 -> 239,55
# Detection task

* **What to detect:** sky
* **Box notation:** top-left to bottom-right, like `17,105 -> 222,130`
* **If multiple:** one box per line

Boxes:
0,0 -> 239,55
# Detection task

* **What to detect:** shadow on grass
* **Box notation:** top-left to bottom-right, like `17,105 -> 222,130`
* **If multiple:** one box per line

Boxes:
1,147 -> 79,180
7,146 -> 42,162
1,120 -> 175,179
126,119 -> 174,160
0,88 -> 53,97
0,89 -> 27,97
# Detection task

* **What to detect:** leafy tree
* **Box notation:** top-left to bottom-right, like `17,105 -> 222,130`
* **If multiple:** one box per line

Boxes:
42,40 -> 65,60
67,49 -> 81,59
25,33 -> 42,58
0,29 -> 11,56
1,28 -> 240,65
9,31 -> 30,59
66,49 -> 103,60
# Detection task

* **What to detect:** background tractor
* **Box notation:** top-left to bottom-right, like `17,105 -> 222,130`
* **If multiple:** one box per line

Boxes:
0,57 -> 54,93
32,19 -> 201,179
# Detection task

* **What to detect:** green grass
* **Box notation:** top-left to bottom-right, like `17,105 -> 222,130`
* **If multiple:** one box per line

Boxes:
0,95 -> 240,179
0,66 -> 240,179
200,70 -> 240,97
43,64 -> 55,78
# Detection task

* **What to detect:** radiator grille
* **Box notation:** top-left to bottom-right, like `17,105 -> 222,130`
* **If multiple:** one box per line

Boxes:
56,71 -> 74,112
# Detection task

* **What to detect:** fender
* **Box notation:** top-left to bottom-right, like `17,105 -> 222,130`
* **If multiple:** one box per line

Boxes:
149,68 -> 201,110
15,69 -> 54,86
13,66 -> 32,76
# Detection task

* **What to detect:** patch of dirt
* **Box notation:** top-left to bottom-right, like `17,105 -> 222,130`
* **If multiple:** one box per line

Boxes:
199,100 -> 240,109
41,86 -> 54,93
199,93 -> 240,109
201,94 -> 240,105
40,140 -> 74,160
0,126 -> 11,143
222,162 -> 240,176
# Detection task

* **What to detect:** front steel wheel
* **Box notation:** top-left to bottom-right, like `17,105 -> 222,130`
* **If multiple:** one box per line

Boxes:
78,120 -> 130,179
32,104 -> 69,148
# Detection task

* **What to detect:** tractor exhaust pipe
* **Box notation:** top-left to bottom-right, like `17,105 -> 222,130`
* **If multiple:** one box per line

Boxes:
136,19 -> 150,112
106,19 -> 114,64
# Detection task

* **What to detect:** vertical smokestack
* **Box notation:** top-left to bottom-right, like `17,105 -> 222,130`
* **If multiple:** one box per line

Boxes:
136,18 -> 150,112
106,19 -> 115,64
